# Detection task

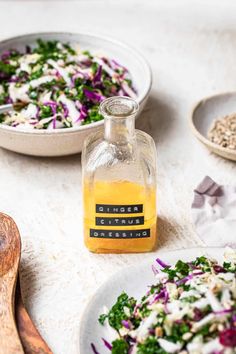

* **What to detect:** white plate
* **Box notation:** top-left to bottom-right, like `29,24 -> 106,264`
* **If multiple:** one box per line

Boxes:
0,32 -> 152,156
79,247 -> 225,354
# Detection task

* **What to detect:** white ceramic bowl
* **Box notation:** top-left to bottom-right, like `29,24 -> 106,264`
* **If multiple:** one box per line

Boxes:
0,32 -> 152,156
191,92 -> 236,161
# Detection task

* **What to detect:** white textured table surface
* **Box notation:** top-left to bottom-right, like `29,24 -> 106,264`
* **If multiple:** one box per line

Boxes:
0,1 -> 236,353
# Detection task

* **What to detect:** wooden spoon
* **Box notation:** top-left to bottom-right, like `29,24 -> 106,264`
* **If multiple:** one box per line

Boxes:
15,277 -> 53,354
0,213 -> 24,354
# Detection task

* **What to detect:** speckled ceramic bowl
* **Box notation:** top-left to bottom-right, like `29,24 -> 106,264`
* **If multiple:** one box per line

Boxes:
0,32 -> 152,156
191,92 -> 236,161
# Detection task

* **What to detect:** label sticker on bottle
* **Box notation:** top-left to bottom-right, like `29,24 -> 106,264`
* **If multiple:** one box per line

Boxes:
96,204 -> 143,214
90,204 -> 150,239
96,216 -> 144,226
90,229 -> 150,239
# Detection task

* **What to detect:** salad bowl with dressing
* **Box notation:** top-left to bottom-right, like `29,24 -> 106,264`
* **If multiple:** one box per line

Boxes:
80,247 -> 236,354
0,32 -> 152,156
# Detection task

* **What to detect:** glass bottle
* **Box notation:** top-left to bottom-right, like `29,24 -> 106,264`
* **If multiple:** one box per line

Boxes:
82,96 -> 157,253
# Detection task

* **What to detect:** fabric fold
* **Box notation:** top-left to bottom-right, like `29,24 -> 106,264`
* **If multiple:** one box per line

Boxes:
192,176 -> 236,247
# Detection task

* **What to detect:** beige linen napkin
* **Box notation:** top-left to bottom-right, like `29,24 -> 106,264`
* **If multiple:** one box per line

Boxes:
192,176 -> 236,248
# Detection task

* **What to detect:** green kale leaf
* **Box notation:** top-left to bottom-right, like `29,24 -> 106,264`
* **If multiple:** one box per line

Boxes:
111,339 -> 129,354
98,292 -> 136,331
137,337 -> 167,354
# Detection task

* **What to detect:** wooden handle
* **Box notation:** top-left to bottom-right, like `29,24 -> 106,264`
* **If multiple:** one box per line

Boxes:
16,279 -> 53,354
0,213 -> 24,354
0,271 -> 24,354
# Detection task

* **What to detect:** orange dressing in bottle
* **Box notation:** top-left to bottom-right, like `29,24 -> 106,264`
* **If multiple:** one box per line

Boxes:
82,97 -> 157,253
83,180 -> 157,253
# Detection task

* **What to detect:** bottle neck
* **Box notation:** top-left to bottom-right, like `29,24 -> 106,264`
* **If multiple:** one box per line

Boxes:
104,115 -> 135,144
99,96 -> 139,145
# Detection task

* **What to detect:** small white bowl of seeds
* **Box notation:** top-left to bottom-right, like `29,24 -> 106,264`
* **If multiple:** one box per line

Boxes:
208,113 -> 236,150
191,92 -> 236,161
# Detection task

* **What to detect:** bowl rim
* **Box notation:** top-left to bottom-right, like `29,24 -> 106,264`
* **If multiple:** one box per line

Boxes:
190,91 -> 236,157
0,31 -> 152,136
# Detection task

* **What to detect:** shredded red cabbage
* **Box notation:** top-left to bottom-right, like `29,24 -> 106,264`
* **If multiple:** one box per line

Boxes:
93,65 -> 102,83
71,72 -> 86,86
214,309 -> 234,315
1,50 -> 11,60
156,258 -> 170,268
151,264 -> 159,275
176,271 -> 203,286
102,338 -> 112,351
213,265 -> 226,273
193,307 -> 204,321
219,328 -> 236,347
44,101 -> 57,115
150,289 -> 166,304
121,320 -> 131,329
111,59 -> 128,72
83,89 -> 105,102
91,343 -> 100,354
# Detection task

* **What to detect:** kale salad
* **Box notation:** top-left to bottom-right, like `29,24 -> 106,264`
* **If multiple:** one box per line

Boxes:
0,39 -> 136,130
95,249 -> 236,354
